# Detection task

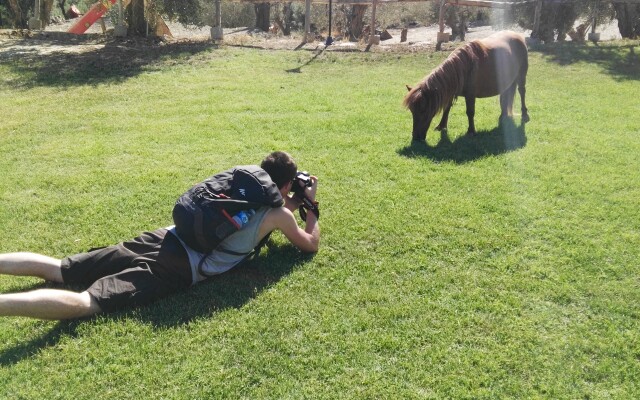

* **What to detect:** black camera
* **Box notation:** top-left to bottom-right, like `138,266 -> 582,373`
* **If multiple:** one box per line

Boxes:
292,171 -> 312,198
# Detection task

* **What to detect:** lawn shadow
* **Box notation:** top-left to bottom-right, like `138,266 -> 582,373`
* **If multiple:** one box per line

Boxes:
0,34 -> 214,88
133,242 -> 311,328
529,41 -> 639,82
0,242 -> 308,365
397,118 -> 527,164
0,319 -> 83,366
286,45 -> 326,73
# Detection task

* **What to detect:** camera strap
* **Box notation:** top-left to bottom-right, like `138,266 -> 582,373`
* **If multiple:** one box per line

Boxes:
299,196 -> 319,222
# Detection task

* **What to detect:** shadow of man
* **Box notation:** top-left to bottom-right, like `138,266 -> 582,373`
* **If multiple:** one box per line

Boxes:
134,242 -> 311,328
0,242 -> 310,366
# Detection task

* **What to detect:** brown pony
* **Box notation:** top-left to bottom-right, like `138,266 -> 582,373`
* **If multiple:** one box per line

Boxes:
404,31 -> 530,142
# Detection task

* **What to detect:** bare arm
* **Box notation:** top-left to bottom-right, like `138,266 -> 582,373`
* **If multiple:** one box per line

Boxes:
271,207 -> 319,253
260,176 -> 320,253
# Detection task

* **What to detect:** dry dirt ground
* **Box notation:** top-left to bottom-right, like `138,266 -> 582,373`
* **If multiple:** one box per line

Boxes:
0,17 -> 623,62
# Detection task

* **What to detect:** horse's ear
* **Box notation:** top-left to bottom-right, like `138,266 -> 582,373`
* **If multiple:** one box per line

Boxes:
406,85 -> 412,92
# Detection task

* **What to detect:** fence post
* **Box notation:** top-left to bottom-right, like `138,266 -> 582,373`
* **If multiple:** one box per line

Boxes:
369,0 -> 380,45
28,0 -> 42,29
588,0 -> 600,42
436,0 -> 450,49
211,0 -> 223,41
114,0 -> 127,36
305,0 -> 312,42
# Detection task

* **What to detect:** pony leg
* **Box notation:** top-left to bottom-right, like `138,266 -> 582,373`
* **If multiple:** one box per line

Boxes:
464,96 -> 476,135
518,72 -> 530,123
435,102 -> 453,131
499,82 -> 517,124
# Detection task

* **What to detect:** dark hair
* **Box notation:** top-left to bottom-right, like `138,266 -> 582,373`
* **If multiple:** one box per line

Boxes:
260,151 -> 297,189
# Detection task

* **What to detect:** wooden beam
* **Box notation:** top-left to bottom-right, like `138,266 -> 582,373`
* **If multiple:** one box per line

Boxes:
305,0 -> 311,41
226,0 -> 639,3
229,0 -> 433,3
370,0 -> 378,43
446,0 -> 536,8
228,0 -> 539,3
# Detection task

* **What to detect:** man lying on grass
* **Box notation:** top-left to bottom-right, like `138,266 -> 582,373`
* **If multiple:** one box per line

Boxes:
0,151 -> 320,320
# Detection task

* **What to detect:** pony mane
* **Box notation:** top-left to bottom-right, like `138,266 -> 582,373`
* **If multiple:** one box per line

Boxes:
403,40 -> 489,117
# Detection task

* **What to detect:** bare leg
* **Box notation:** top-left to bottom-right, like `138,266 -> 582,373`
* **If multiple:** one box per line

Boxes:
0,252 -> 63,282
0,289 -> 101,320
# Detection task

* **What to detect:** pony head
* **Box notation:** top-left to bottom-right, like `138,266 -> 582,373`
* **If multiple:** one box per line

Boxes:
404,85 -> 438,142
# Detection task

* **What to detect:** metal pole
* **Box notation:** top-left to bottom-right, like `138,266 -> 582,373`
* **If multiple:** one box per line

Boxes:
326,0 -> 333,45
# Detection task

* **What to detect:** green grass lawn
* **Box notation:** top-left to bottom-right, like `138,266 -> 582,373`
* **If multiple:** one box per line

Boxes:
1,38 -> 639,398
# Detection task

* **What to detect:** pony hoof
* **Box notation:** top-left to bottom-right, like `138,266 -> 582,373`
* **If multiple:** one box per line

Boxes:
412,138 -> 426,144
522,114 -> 530,123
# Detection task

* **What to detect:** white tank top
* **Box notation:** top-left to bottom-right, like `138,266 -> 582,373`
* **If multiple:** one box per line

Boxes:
168,207 -> 270,284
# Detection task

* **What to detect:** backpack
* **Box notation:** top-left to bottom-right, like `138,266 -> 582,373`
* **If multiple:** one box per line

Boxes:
172,165 -> 283,256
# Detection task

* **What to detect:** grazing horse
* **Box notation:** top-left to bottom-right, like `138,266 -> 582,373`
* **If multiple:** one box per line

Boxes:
404,31 -> 530,142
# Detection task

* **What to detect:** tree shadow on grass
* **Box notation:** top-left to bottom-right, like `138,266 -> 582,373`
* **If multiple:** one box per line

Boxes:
397,118 -> 527,164
285,45 -> 326,73
0,34 -> 215,88
0,242 -> 310,366
529,41 -> 640,82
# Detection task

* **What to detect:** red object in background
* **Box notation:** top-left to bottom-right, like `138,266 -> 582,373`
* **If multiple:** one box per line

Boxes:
67,0 -> 117,34
66,4 -> 82,19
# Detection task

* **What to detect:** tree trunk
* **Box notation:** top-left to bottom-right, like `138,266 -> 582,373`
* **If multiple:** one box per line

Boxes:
613,2 -> 639,39
531,0 -> 542,39
532,1 -> 577,43
40,0 -> 54,27
127,0 -> 154,36
282,2 -> 293,35
255,3 -> 271,32
346,5 -> 367,41
7,0 -> 27,28
274,2 -> 293,35
57,0 -> 67,19
445,8 -> 460,40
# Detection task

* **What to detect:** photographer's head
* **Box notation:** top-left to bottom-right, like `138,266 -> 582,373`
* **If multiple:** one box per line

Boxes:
261,151 -> 298,190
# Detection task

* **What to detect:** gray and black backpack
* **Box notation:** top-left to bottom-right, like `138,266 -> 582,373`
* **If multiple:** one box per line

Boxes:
172,165 -> 283,255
